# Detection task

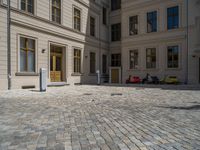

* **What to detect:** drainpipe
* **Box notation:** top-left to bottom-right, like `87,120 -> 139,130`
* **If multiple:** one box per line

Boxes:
7,0 -> 11,90
98,11 -> 101,85
185,0 -> 189,84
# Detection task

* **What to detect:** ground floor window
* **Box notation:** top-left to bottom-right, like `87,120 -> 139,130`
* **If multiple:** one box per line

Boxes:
146,48 -> 156,69
111,54 -> 121,67
90,52 -> 96,74
74,49 -> 81,73
20,37 -> 35,72
102,54 -> 107,74
129,50 -> 138,69
167,46 -> 179,68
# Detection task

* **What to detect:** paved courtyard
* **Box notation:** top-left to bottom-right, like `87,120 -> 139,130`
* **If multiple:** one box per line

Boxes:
0,85 -> 200,150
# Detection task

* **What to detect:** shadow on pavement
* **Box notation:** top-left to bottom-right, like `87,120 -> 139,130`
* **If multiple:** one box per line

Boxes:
156,105 -> 200,110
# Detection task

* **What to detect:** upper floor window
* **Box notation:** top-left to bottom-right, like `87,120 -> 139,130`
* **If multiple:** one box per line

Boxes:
111,0 -> 121,11
74,49 -> 81,73
52,0 -> 61,24
74,8 -> 81,31
129,16 -> 138,35
21,0 -> 34,14
147,11 -> 157,33
111,23 -> 121,41
146,48 -> 156,69
167,6 -> 179,30
20,37 -> 36,72
90,16 -> 95,37
129,50 -> 139,69
111,54 -> 121,67
167,46 -> 179,68
103,7 -> 107,25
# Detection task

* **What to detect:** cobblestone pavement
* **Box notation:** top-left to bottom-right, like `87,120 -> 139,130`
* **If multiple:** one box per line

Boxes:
0,85 -> 200,150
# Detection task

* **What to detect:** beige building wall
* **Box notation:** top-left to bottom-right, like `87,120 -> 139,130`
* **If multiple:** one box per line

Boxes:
121,0 -> 188,83
188,0 -> 200,84
0,6 -> 8,90
0,0 -> 110,89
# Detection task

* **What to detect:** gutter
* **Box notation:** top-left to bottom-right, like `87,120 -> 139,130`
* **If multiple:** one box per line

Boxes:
184,0 -> 189,84
7,0 -> 11,90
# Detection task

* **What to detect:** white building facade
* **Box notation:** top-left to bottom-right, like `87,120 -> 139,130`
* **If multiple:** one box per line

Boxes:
0,0 -> 200,90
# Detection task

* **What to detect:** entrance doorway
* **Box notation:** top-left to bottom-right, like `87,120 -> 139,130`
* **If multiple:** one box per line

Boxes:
50,45 -> 63,82
109,67 -> 121,84
111,69 -> 119,83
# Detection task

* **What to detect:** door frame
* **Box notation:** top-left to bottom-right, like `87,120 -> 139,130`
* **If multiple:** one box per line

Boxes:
49,42 -> 67,82
109,67 -> 121,84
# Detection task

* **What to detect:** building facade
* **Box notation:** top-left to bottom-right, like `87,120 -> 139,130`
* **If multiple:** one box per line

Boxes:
109,0 -> 200,84
0,0 -> 110,90
0,0 -> 200,90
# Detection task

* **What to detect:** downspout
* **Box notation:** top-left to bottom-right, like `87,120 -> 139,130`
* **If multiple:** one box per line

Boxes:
7,0 -> 11,90
185,0 -> 189,84
98,10 -> 101,84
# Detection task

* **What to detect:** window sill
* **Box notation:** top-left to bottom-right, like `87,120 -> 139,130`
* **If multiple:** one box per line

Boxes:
15,72 -> 39,76
88,73 -> 97,76
71,73 -> 83,76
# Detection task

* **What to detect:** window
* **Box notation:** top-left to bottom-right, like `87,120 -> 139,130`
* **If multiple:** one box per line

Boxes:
147,11 -> 157,33
90,52 -> 96,74
167,6 -> 179,30
129,16 -> 138,35
52,0 -> 61,24
111,0 -> 121,11
102,55 -> 107,74
20,37 -> 35,72
90,16 -> 95,36
129,50 -> 139,69
103,7 -> 107,25
74,8 -> 81,31
168,46 -> 179,68
21,0 -> 34,14
74,49 -> 81,73
146,48 -> 156,69
111,23 -> 121,41
111,54 -> 121,67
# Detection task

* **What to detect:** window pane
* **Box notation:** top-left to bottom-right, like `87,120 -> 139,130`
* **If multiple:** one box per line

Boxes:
20,37 -> 26,48
20,50 -> 26,72
28,51 -> 35,72
21,0 -> 26,11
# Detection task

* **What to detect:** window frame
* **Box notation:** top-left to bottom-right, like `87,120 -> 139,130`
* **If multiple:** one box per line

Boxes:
73,6 -> 82,32
111,23 -> 121,42
167,5 -> 179,30
147,11 -> 157,33
20,0 -> 35,14
73,48 -> 82,74
90,52 -> 96,74
146,48 -> 157,69
51,0 -> 62,24
90,16 -> 96,37
18,35 -> 37,73
129,15 -> 138,36
129,50 -> 139,70
111,53 -> 121,67
102,54 -> 107,74
167,45 -> 179,69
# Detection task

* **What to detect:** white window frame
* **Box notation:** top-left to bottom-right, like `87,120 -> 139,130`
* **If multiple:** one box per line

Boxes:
17,34 -> 38,73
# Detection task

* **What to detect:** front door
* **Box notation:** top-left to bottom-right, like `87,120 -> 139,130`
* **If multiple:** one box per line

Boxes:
50,46 -> 62,82
111,68 -> 119,83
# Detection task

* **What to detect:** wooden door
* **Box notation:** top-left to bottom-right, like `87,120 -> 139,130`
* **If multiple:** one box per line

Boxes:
111,69 -> 119,83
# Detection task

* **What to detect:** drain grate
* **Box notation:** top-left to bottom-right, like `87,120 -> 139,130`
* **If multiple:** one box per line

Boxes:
111,93 -> 123,96
83,93 -> 92,96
